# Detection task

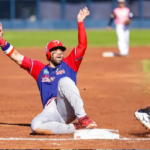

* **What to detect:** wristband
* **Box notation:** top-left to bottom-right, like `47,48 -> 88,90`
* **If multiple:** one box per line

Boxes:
1,42 -> 15,56
0,37 -> 6,46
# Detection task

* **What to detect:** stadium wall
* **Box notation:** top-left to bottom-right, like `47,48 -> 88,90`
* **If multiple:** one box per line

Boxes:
0,0 -> 150,29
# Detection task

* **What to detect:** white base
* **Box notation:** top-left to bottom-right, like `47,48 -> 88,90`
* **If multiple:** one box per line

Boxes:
74,129 -> 119,140
102,52 -> 115,57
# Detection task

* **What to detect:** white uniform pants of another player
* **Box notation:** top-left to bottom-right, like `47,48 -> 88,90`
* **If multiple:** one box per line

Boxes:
31,77 -> 86,134
116,24 -> 130,56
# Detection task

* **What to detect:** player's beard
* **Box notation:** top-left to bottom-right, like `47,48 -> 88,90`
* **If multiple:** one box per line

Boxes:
50,55 -> 64,67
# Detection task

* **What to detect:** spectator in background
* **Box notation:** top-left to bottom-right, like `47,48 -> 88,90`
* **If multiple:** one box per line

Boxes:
103,0 -> 133,57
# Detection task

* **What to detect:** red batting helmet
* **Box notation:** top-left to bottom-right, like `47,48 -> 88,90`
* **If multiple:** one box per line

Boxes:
45,40 -> 66,60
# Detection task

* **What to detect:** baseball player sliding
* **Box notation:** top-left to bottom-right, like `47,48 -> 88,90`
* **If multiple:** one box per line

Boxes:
0,7 -> 97,135
105,0 -> 133,57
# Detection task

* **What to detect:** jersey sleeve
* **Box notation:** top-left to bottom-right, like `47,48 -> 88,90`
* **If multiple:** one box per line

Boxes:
108,12 -> 116,26
63,22 -> 87,72
21,56 -> 45,81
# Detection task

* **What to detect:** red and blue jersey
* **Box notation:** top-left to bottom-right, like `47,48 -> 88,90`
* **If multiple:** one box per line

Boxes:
21,22 -> 87,107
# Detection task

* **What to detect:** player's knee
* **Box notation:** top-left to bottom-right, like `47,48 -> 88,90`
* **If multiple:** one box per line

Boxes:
58,77 -> 74,87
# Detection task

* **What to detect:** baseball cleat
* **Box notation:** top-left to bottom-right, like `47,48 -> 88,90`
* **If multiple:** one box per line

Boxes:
72,122 -> 85,130
78,115 -> 97,129
134,109 -> 150,130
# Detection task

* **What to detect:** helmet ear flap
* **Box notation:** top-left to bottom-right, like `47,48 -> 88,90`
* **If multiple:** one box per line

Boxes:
46,50 -> 51,61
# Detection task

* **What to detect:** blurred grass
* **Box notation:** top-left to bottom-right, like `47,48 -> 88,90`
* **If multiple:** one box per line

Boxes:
142,60 -> 150,94
142,60 -> 150,83
142,60 -> 150,73
3,29 -> 150,48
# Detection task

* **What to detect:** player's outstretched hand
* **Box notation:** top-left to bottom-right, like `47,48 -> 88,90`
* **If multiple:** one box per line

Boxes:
106,26 -> 111,31
77,7 -> 90,22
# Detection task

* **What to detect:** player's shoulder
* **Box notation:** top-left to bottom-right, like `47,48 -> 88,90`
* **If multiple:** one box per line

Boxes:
114,7 -> 121,11
32,59 -> 44,64
30,58 -> 46,69
35,60 -> 45,66
113,7 -> 117,12
113,7 -> 120,13
114,7 -> 118,11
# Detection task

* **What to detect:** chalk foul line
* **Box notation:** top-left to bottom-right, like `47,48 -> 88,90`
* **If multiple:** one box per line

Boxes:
0,138 -> 150,141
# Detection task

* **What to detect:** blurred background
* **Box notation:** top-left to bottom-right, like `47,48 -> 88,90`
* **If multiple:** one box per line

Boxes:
0,0 -> 150,29
0,0 -> 149,48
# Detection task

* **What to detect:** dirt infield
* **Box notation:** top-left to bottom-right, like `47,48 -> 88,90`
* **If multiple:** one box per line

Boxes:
0,46 -> 150,148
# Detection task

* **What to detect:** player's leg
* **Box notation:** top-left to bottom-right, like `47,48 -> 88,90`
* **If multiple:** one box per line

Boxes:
124,27 -> 130,55
56,77 -> 97,129
116,24 -> 128,56
31,98 -> 75,134
135,106 -> 150,130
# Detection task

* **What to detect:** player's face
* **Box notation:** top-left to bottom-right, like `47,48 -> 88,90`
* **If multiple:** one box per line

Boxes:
118,2 -> 125,8
50,49 -> 64,66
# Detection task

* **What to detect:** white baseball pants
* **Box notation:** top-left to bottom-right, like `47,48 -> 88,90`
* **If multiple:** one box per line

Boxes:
31,77 -> 86,134
116,24 -> 130,56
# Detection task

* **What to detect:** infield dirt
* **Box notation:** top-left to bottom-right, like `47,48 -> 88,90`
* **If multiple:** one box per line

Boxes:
0,47 -> 150,148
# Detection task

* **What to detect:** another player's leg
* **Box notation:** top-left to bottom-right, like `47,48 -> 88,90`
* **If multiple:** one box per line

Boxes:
31,98 -> 76,134
57,77 -> 97,129
135,106 -> 150,130
116,24 -> 128,56
124,27 -> 130,56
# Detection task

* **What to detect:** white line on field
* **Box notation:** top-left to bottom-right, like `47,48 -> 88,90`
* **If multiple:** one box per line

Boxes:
0,138 -> 73,141
120,138 -> 150,141
0,138 -> 150,141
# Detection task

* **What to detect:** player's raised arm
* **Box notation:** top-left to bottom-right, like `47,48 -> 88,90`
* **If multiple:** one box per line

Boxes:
63,7 -> 89,72
76,7 -> 89,55
0,23 -> 24,65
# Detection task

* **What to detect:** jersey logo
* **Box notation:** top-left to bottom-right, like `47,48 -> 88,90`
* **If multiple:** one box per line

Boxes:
42,77 -> 55,82
43,69 -> 49,75
56,69 -> 65,75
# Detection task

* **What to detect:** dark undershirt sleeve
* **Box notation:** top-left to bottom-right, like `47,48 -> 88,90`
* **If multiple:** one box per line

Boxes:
108,13 -> 116,26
